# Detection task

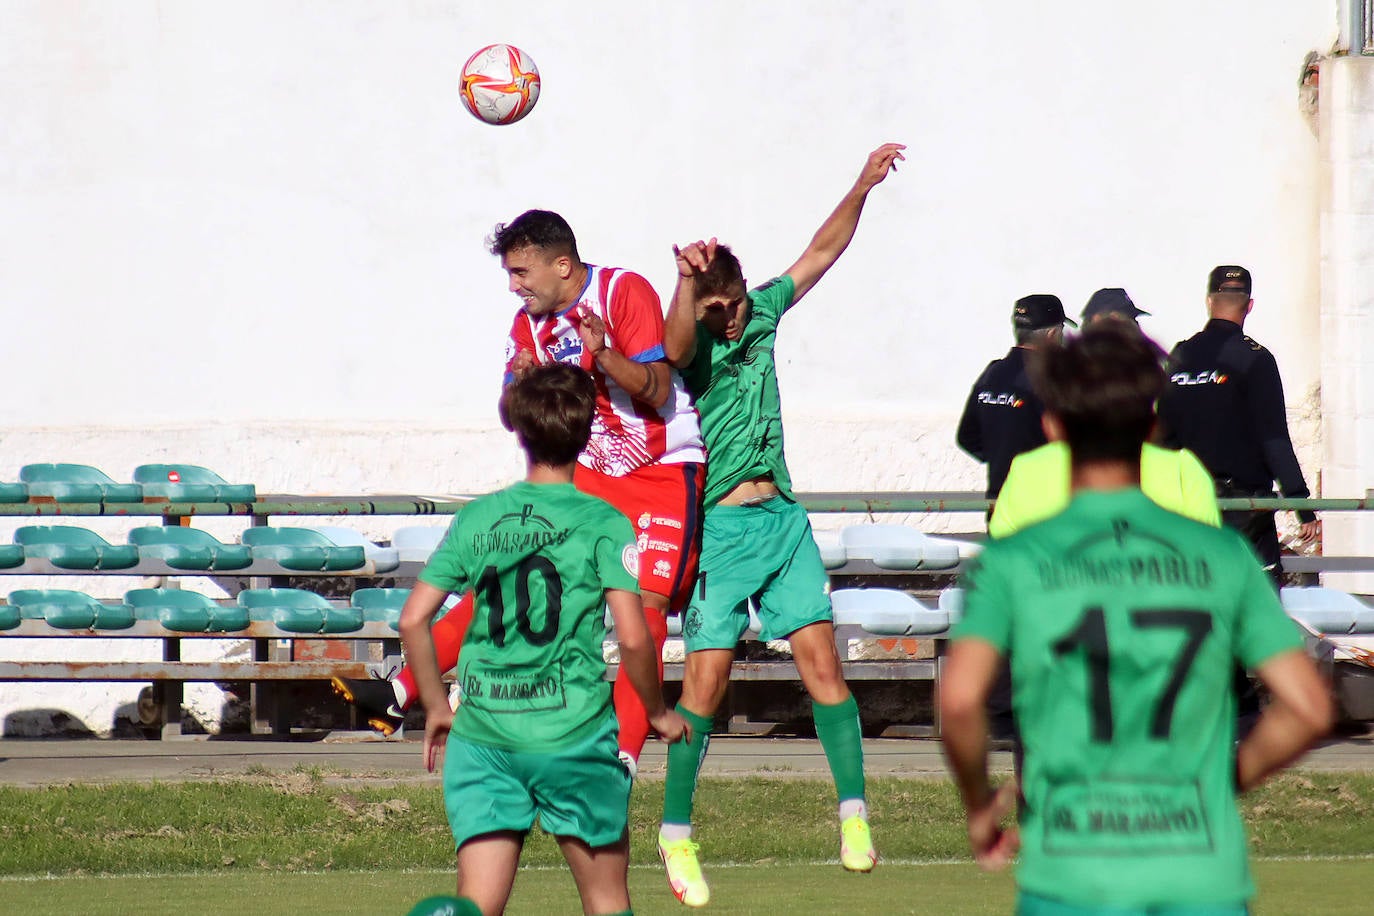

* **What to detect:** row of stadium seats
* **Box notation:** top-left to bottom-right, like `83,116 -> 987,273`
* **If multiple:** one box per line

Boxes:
0,523 -> 981,575
0,524 -> 450,573
0,463 -> 255,503
9,584 -> 1362,641
814,526 -> 975,570
0,587 -> 413,634
828,586 -> 1374,639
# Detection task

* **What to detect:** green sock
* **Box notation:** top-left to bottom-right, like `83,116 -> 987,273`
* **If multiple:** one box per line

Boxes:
813,694 -> 865,803
661,704 -> 715,826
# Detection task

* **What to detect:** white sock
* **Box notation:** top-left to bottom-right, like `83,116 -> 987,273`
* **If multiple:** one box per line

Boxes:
659,823 -> 693,842
391,678 -> 410,708
839,799 -> 868,822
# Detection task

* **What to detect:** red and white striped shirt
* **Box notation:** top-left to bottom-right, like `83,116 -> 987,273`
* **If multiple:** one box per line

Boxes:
505,265 -> 705,477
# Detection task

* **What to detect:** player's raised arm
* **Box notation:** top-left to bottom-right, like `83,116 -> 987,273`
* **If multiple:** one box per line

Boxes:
784,142 -> 905,305
664,239 -> 717,369
572,301 -> 674,410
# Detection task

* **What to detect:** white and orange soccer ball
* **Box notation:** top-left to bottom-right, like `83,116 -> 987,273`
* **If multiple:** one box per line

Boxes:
460,44 -> 541,125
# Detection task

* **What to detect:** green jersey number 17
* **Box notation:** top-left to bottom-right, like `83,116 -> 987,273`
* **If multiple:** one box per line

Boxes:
1054,606 -> 1213,742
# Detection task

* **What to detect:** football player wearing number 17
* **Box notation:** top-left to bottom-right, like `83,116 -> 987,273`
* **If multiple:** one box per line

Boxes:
655,142 -> 905,907
941,324 -> 1332,915
398,363 -> 688,916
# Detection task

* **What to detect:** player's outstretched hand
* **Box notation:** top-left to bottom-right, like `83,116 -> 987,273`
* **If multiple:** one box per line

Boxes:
572,304 -> 608,357
649,707 -> 691,745
673,238 -> 717,279
859,142 -> 906,191
509,349 -> 536,380
422,706 -> 454,774
967,780 -> 1020,871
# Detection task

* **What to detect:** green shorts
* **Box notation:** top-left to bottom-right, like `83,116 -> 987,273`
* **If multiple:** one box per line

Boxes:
1017,891 -> 1248,916
442,716 -> 630,849
681,497 -> 831,653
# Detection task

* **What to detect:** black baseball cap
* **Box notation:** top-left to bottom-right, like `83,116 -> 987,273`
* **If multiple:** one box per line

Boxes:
1013,294 -> 1076,330
1207,265 -> 1252,296
1081,287 -> 1150,322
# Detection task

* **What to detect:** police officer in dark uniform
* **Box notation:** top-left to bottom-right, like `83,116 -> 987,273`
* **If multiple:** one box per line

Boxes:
957,293 -> 1075,500
1157,265 -> 1320,585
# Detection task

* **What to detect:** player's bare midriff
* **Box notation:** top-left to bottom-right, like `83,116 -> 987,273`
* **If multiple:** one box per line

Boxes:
718,476 -> 780,507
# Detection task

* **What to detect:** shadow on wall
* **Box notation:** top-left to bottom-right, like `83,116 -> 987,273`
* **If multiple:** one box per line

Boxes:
2,708 -> 99,738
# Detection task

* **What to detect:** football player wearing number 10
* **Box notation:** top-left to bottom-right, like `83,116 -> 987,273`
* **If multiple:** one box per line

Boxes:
398,364 -> 688,916
941,324 -> 1332,915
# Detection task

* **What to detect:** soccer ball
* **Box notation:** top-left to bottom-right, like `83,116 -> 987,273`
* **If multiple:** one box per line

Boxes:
460,44 -> 541,125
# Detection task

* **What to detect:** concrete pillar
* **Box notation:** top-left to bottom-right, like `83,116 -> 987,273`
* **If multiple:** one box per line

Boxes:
1319,54 -> 1374,594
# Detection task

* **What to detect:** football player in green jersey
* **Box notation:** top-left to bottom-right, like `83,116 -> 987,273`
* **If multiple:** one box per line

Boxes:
399,363 -> 688,916
941,324 -> 1332,914
654,142 -> 904,907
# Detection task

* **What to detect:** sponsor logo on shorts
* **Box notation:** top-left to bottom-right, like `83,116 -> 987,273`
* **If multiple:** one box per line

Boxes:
622,545 -> 640,579
637,512 -> 652,530
652,516 -> 684,530
683,608 -> 703,638
653,559 -> 672,579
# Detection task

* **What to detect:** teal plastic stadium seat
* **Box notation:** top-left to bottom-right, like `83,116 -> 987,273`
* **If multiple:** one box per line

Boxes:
15,526 -> 140,570
127,526 -> 253,571
937,587 -> 966,627
241,528 -> 366,571
133,464 -> 256,503
312,527 -> 400,572
812,530 -> 848,570
392,526 -> 447,563
1281,586 -> 1374,635
0,545 -> 24,569
0,603 -> 19,630
126,588 -> 249,633
19,464 -> 143,503
7,589 -> 134,630
831,588 -> 948,637
239,588 -> 364,634
0,483 -> 27,503
840,525 -> 961,570
351,587 -> 409,630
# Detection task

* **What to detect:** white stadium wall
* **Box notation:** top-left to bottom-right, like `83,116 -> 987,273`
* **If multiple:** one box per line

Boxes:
0,1 -> 1356,734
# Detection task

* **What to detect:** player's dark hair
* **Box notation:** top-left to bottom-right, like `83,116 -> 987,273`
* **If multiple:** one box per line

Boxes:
500,363 -> 597,467
692,244 -> 745,299
1028,323 -> 1167,465
488,209 -> 581,263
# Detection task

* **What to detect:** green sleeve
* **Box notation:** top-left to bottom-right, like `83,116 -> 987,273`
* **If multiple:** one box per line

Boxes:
951,546 -> 1014,652
1230,535 -> 1303,671
751,275 -> 796,320
417,517 -> 471,594
679,323 -> 716,396
595,513 -> 641,594
1178,448 -> 1222,527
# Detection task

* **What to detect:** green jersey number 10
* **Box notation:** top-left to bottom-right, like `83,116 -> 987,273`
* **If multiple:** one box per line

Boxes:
477,557 -> 563,648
